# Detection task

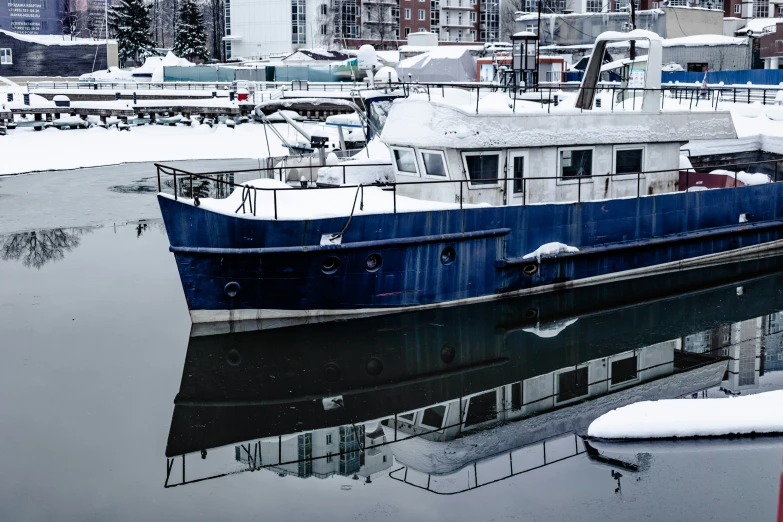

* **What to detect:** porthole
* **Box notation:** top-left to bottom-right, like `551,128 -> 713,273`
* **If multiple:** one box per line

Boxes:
441,246 -> 456,266
323,362 -> 342,382
224,281 -> 241,297
366,357 -> 384,376
365,253 -> 382,272
522,263 -> 538,276
440,343 -> 456,363
321,256 -> 341,275
226,348 -> 242,366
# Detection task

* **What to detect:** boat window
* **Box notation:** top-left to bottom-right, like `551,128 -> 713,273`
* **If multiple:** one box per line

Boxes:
393,148 -> 418,174
421,150 -> 448,177
464,391 -> 498,426
560,149 -> 593,178
556,366 -> 589,403
463,152 -> 500,186
512,156 -> 525,193
420,405 -> 447,429
610,355 -> 638,386
615,147 -> 644,176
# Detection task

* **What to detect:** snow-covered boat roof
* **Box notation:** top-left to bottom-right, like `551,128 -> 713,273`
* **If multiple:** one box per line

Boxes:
380,97 -> 737,149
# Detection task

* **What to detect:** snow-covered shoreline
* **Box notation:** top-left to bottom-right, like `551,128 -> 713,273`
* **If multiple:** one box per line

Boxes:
587,390 -> 783,440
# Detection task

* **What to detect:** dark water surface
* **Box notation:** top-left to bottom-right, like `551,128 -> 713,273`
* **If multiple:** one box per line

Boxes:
1,222 -> 782,522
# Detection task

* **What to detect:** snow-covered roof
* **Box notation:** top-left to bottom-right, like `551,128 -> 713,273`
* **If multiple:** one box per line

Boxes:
0,29 -> 116,46
663,34 -> 748,46
380,97 -> 737,149
516,9 -> 663,21
736,17 -> 781,35
600,55 -> 647,72
282,49 -> 356,62
513,31 -> 537,38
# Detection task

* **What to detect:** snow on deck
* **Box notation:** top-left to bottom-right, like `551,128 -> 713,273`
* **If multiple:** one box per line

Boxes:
587,390 -> 783,439
186,178 -> 486,220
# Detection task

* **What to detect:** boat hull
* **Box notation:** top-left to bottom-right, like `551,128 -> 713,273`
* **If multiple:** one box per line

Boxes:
158,182 -> 783,325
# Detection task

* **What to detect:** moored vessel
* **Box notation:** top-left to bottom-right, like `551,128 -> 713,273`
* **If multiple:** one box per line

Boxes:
157,30 -> 783,327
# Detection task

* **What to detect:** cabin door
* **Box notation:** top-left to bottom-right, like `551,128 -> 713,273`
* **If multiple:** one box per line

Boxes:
505,150 -> 528,205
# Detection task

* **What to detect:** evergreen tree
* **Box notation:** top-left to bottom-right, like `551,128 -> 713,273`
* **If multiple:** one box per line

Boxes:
172,0 -> 209,63
109,0 -> 156,65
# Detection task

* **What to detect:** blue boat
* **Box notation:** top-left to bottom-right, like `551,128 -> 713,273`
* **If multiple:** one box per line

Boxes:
157,31 -> 783,328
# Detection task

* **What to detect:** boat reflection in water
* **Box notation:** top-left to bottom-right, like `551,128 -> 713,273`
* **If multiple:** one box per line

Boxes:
164,257 -> 783,492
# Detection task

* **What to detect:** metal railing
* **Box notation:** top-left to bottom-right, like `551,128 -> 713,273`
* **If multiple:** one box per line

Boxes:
155,157 -> 783,220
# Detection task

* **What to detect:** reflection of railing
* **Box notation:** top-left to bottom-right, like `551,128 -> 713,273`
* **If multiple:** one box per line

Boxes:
164,350 -> 727,489
388,432 -> 586,494
156,157 -> 783,219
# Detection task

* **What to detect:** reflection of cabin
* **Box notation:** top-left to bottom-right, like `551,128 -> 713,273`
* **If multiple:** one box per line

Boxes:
386,341 -> 677,443
235,424 -> 392,479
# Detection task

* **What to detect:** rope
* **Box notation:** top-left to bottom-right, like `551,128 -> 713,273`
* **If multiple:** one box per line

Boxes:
328,184 -> 363,242
235,185 -> 254,214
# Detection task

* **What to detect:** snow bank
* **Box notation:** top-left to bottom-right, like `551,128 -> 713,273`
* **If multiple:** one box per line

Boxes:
588,390 -> 783,439
709,169 -> 771,185
191,178 -> 486,220
523,242 -> 579,262
0,28 -> 114,46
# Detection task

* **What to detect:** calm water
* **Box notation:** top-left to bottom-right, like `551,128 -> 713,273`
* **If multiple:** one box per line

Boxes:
1,216 -> 783,520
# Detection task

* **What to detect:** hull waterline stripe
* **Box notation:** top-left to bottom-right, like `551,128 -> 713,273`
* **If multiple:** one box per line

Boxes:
169,228 -> 511,255
187,238 -> 783,323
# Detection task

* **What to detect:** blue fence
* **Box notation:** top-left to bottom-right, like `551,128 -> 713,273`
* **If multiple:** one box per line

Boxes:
662,69 -> 783,85
564,69 -> 783,85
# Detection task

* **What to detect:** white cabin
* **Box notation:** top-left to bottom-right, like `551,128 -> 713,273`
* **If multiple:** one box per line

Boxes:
378,30 -> 738,207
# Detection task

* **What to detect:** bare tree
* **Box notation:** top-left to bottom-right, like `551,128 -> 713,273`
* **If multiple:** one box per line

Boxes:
362,0 -> 396,47
202,0 -> 225,60
1,229 -> 89,270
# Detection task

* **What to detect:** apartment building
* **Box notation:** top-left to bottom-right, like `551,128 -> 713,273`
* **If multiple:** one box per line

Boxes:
225,0 -> 500,59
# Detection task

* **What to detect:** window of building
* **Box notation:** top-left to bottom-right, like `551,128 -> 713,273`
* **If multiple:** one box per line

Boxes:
525,23 -> 536,33
326,434 -> 332,444
651,1 -> 659,6
556,366 -> 589,403
404,7 -> 411,18
320,3 -> 328,14
610,354 -> 638,387
291,0 -> 307,44
419,8 -> 425,20
470,11 -> 476,22
405,27 -> 411,36
586,0 -> 602,12
733,3 -> 740,12
418,27 -> 425,31
420,150 -> 448,177
463,152 -> 501,186
326,452 -> 333,462
559,148 -> 593,178
614,146 -> 644,176
0,48 -> 11,65
383,455 -> 387,462
687,62 -> 708,72
320,24 -> 328,34
399,412 -> 415,422
458,13 -> 463,24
